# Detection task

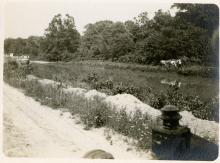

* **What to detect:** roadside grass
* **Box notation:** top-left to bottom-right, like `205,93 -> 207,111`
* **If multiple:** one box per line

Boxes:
4,68 -> 153,150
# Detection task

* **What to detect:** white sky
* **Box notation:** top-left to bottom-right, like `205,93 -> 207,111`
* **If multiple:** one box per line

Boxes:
4,0 -> 178,38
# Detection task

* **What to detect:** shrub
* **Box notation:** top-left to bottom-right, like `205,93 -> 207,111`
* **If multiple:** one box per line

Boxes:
113,83 -> 145,101
149,82 -> 219,121
118,54 -> 133,63
150,92 -> 167,109
83,73 -> 146,101
82,72 -> 99,84
94,79 -> 114,90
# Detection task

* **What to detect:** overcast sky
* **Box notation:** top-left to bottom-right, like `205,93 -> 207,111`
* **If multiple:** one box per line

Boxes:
4,0 -> 178,38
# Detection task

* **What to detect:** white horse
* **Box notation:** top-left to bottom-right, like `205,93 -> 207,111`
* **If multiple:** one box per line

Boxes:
160,59 -> 182,68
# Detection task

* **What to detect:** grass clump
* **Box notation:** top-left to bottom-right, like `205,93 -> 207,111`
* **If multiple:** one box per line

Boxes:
68,96 -> 110,129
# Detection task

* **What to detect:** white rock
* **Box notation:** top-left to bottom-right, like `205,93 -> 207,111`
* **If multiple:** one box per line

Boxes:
180,110 -> 219,144
62,87 -> 87,96
105,94 -> 161,120
84,90 -> 107,100
26,75 -> 39,81
38,79 -> 60,87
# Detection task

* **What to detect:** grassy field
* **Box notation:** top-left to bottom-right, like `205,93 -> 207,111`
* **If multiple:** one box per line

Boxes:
28,61 -> 219,122
75,60 -> 219,78
31,61 -> 218,100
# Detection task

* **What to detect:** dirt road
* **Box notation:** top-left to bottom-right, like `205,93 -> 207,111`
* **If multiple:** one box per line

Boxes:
3,83 -> 151,159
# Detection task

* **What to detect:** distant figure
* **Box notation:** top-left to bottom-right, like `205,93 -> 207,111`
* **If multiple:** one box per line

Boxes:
83,149 -> 114,159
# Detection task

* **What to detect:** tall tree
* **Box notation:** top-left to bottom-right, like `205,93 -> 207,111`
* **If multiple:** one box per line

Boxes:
26,36 -> 42,57
43,14 -> 80,61
173,3 -> 219,65
172,3 -> 219,35
81,20 -> 113,59
81,21 -> 134,61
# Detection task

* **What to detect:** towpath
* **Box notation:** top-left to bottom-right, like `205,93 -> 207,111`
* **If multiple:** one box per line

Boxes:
3,83 -> 152,159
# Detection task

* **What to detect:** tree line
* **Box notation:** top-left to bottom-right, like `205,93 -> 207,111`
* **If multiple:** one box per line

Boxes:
4,4 -> 219,66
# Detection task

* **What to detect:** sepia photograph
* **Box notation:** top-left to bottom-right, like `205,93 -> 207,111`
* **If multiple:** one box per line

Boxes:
1,0 -> 219,161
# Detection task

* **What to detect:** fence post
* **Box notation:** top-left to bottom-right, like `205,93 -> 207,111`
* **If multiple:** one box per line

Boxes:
152,105 -> 191,160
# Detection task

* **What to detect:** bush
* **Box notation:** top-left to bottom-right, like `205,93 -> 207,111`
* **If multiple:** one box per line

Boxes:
82,73 -> 146,101
113,83 -> 145,101
150,92 -> 167,109
82,72 -> 99,84
94,79 -> 114,90
149,82 -> 219,121
118,54 -> 134,63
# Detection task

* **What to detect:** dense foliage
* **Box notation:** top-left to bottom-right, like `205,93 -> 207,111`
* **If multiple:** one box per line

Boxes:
4,36 -> 42,58
4,4 -> 219,65
4,14 -> 80,61
42,14 -> 80,61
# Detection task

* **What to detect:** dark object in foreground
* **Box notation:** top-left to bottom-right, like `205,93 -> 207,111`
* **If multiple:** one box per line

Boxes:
152,105 -> 218,160
187,134 -> 218,160
83,149 -> 114,159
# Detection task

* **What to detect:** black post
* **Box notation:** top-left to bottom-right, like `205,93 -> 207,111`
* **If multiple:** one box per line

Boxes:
152,105 -> 191,160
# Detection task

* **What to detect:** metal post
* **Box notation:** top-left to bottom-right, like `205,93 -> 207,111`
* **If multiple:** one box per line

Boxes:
152,105 -> 191,160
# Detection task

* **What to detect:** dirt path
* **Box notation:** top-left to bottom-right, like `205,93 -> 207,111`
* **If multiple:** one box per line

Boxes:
3,83 -> 152,159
